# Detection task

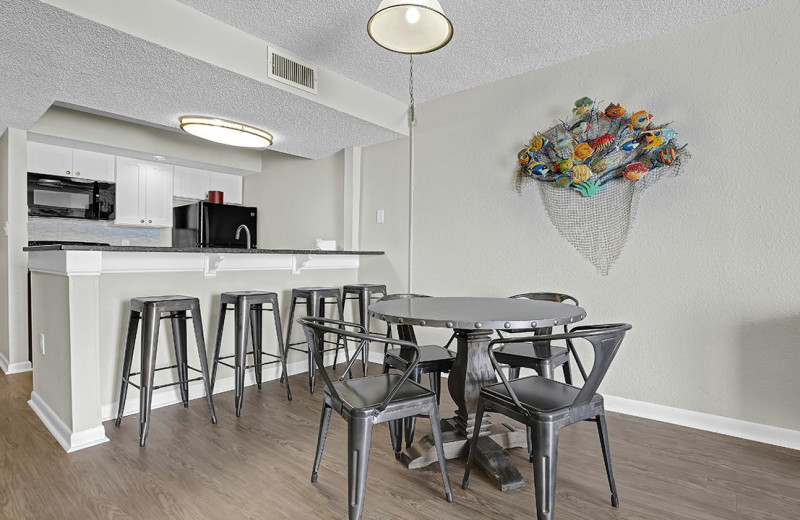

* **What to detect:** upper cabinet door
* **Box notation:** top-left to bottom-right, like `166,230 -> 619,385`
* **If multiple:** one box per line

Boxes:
72,149 -> 115,182
27,142 -> 73,177
144,163 -> 174,228
173,166 -> 209,200
208,172 -> 243,205
115,157 -> 146,226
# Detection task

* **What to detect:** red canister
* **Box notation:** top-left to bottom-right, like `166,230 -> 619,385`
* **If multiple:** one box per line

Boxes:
207,191 -> 224,204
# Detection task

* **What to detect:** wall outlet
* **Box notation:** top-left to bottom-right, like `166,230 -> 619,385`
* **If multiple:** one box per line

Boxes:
376,209 -> 385,224
39,333 -> 45,356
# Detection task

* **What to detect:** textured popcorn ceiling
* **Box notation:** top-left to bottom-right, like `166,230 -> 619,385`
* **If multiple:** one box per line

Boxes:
177,0 -> 773,103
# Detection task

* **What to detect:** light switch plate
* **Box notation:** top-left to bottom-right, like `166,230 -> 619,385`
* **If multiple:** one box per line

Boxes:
39,333 -> 45,356
376,209 -> 385,224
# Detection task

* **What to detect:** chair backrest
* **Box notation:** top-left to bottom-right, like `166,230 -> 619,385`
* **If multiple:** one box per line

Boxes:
378,293 -> 431,344
487,324 -> 631,420
298,316 -> 422,413
508,292 -> 579,336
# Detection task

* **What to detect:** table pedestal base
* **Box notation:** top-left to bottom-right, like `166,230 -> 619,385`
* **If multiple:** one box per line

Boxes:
400,416 -> 528,492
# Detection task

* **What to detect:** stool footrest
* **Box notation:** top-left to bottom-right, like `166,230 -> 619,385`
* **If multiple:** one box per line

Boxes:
124,365 -> 203,390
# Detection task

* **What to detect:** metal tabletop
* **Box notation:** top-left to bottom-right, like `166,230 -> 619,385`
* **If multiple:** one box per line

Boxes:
369,296 -> 586,330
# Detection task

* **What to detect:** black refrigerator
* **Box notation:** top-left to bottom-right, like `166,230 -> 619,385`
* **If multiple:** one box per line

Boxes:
173,202 -> 257,248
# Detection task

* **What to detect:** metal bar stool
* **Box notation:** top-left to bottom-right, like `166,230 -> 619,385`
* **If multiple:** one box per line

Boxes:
282,286 -> 349,393
211,291 -> 292,417
342,283 -> 387,376
114,295 -> 216,447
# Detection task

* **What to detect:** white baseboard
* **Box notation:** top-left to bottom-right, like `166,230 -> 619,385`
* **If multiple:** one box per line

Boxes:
0,351 -> 32,375
28,391 -> 109,453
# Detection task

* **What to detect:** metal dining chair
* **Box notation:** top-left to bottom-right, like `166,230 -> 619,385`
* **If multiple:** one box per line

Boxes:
379,293 -> 456,455
462,323 -> 632,520
299,316 -> 453,520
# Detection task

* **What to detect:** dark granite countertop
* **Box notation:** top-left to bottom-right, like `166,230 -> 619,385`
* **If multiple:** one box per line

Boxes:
24,245 -> 384,255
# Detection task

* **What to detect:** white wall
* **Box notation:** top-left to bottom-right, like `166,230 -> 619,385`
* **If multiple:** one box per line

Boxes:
360,0 -> 800,432
0,128 -> 30,373
243,151 -> 344,249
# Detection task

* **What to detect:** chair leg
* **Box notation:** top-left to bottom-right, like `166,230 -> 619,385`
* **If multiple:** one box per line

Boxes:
508,366 -> 521,380
527,426 -> 534,463
532,421 -> 559,520
347,417 -> 373,520
251,304 -> 263,389
234,300 -> 251,417
269,298 -> 292,401
311,402 -> 333,483
428,371 -> 443,405
383,362 -> 403,457
211,303 -> 227,392
190,303 -> 217,425
597,413 -> 620,508
562,359 -> 572,385
358,291 -> 369,377
540,362 -> 555,380
429,399 -> 453,503
461,397 -> 485,490
280,298 -> 297,384
404,368 -> 422,448
138,305 -> 160,447
171,311 -> 189,408
115,311 -> 139,426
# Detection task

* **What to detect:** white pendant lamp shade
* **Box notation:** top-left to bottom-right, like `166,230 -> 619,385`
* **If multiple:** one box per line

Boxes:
179,116 -> 273,148
368,0 -> 453,54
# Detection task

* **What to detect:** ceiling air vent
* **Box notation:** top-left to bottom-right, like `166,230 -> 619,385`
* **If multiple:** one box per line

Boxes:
268,47 -> 318,94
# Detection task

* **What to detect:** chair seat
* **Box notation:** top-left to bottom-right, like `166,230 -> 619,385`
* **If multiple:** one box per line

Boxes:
482,375 -> 603,416
493,342 -> 569,364
385,345 -> 456,373
330,374 -> 432,412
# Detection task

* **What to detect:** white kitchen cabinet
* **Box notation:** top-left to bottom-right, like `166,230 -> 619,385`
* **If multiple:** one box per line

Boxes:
115,157 -> 173,227
173,166 -> 243,205
27,142 -> 115,181
208,172 -> 243,205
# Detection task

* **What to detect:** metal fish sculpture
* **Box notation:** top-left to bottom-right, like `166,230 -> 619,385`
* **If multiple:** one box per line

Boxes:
641,127 -> 676,150
627,110 -> 653,131
572,96 -> 594,116
572,142 -> 595,162
528,135 -> 549,153
527,161 -> 550,176
517,147 -> 532,167
618,137 -> 639,152
554,158 -> 574,173
655,147 -> 678,166
554,174 -> 573,188
603,103 -> 626,118
590,158 -> 610,174
623,162 -> 649,181
589,133 -> 615,151
570,120 -> 591,138
570,164 -> 592,183
553,134 -> 574,151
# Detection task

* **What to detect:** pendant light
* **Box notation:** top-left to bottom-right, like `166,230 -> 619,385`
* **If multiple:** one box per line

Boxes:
368,1 -> 452,292
179,116 -> 273,148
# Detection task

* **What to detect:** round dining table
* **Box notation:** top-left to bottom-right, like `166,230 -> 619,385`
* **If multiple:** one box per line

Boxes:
369,296 -> 586,492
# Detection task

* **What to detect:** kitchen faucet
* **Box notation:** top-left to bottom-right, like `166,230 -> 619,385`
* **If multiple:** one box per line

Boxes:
236,224 -> 252,249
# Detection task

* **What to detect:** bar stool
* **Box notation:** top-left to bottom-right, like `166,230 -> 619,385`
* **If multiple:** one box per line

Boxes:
211,291 -> 292,417
342,283 -> 387,376
282,286 -> 349,394
114,295 -> 216,447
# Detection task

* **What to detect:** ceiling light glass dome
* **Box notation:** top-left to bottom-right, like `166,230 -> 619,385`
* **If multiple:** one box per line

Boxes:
367,1 -> 453,54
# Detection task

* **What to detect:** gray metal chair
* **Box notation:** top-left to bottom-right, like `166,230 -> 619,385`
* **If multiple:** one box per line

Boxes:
462,323 -> 632,520
211,291 -> 292,417
342,283 -> 388,376
379,293 -> 456,455
115,295 -> 217,447
299,316 -> 453,520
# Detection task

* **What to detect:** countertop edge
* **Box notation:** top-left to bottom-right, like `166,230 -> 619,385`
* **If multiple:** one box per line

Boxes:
24,245 -> 385,255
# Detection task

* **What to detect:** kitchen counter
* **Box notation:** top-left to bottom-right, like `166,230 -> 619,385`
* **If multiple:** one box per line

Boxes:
24,245 -> 384,255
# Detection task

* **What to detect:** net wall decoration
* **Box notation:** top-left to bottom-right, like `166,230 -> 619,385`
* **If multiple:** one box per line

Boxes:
516,97 -> 691,275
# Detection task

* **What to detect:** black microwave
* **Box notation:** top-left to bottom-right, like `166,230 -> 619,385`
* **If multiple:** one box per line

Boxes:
27,173 -> 116,220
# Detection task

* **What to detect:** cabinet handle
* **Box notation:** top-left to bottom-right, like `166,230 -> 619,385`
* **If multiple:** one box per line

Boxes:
140,219 -> 145,223
66,170 -> 71,175
148,220 -> 152,224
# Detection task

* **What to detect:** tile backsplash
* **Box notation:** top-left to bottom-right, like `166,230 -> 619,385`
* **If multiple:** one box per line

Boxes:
28,217 -> 168,246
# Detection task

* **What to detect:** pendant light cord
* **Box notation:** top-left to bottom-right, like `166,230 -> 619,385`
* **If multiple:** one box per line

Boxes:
407,55 -> 416,292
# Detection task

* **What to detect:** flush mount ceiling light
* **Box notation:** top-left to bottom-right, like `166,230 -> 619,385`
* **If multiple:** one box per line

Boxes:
178,116 -> 273,148
367,0 -> 453,54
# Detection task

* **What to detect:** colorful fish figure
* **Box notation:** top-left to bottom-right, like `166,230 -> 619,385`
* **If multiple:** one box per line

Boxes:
570,120 -> 590,137
603,103 -> 626,118
572,96 -> 594,116
641,127 -> 675,150
527,161 -> 550,176
623,162 -> 649,181
528,135 -> 549,153
655,147 -> 678,166
570,164 -> 592,183
554,174 -> 573,188
553,158 -> 574,173
589,133 -> 614,151
590,158 -> 610,174
572,142 -> 595,162
553,134 -> 574,151
628,110 -> 653,131
619,137 -> 639,152
517,147 -> 532,167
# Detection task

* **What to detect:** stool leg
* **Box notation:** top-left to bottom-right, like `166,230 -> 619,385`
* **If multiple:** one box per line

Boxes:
428,371 -> 443,405
139,305 -> 160,447
563,359 -> 573,385
171,311 -> 190,408
281,297 -> 297,384
404,367 -> 422,448
269,298 -> 292,401
115,311 -> 140,426
211,303 -> 227,392
336,294 -> 353,379
190,302 -> 217,425
234,299 -> 251,417
359,289 -> 369,377
307,295 -> 320,394
251,303 -> 263,390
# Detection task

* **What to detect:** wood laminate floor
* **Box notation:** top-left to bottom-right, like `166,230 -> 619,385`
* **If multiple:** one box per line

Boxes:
1,366 -> 799,519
